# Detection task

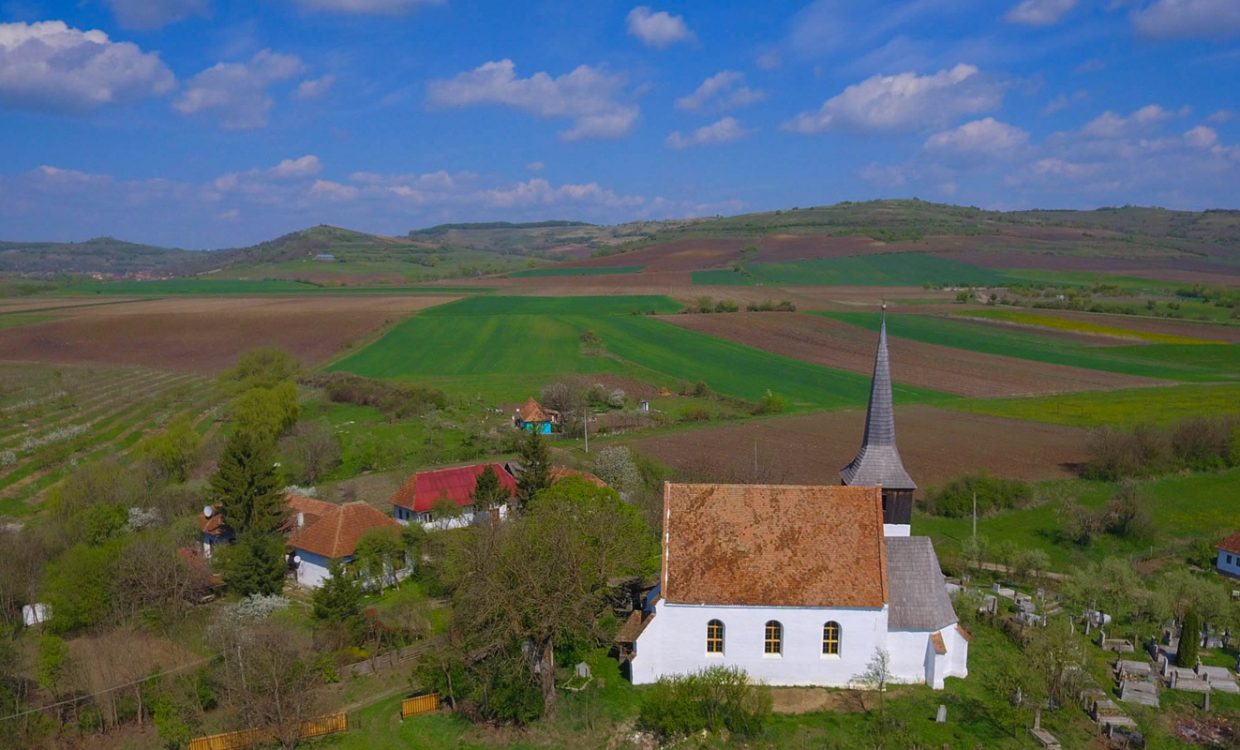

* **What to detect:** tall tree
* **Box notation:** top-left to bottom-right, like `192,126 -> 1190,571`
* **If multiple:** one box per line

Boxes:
470,465 -> 510,511
1178,607 -> 1202,667
515,430 -> 551,509
218,347 -> 301,395
219,533 -> 286,597
210,430 -> 285,536
311,561 -> 364,638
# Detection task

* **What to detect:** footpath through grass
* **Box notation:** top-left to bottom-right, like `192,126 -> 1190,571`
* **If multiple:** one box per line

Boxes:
329,296 -> 952,407
818,311 -> 1240,382
693,252 -> 1007,287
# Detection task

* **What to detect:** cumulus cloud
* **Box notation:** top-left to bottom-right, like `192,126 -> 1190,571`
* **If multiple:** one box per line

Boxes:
270,155 -> 322,178
292,0 -> 443,13
1004,0 -> 1077,26
626,6 -> 694,48
784,64 -> 1004,135
174,50 -> 306,129
427,59 -> 638,141
665,117 -> 751,149
1184,125 -> 1219,148
924,118 -> 1029,155
0,21 -> 175,114
104,0 -> 209,29
675,71 -> 765,113
294,75 -> 335,100
1080,104 -> 1182,138
310,179 -> 358,201
1131,0 -> 1240,40
1042,90 -> 1088,116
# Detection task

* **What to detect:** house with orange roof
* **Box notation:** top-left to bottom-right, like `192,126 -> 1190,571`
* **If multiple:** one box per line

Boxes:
513,397 -> 558,434
1215,531 -> 1240,578
389,463 -> 517,530
288,501 -> 402,588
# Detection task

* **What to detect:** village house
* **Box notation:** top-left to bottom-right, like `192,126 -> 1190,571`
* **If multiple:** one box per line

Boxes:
618,313 -> 969,689
1215,531 -> 1240,578
513,397 -> 559,434
287,500 -> 403,588
389,463 -> 517,529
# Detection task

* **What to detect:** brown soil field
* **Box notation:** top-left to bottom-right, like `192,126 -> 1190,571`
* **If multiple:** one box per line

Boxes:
755,234 -> 892,262
566,238 -> 749,272
629,405 -> 1089,488
0,295 -> 456,374
664,312 -> 1163,397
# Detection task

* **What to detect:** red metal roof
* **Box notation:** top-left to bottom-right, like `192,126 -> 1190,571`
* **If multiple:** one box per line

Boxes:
389,463 -> 517,513
1217,531 -> 1240,555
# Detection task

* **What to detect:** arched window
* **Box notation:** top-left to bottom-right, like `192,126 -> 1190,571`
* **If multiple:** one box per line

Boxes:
706,619 -> 724,654
822,621 -> 841,655
764,620 -> 783,655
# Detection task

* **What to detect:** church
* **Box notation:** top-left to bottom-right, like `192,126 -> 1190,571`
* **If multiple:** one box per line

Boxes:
621,313 -> 969,689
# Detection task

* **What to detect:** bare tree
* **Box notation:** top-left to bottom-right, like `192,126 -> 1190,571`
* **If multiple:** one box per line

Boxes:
216,623 -> 320,749
856,647 -> 892,716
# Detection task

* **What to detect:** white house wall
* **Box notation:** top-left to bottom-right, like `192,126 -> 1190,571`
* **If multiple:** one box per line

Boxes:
632,601 -> 894,687
1217,550 -> 1240,578
294,550 -> 335,588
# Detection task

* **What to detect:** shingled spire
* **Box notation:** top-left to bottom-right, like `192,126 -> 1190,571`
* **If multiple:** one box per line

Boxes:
840,306 -> 916,492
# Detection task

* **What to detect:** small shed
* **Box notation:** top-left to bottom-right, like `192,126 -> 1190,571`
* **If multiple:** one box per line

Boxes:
514,397 -> 559,434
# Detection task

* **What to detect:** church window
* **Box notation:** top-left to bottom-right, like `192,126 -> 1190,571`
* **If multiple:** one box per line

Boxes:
764,620 -> 782,655
706,619 -> 724,654
822,621 -> 841,655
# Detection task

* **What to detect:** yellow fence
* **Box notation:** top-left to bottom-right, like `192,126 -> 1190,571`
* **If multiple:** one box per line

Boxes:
187,712 -> 347,750
400,693 -> 440,719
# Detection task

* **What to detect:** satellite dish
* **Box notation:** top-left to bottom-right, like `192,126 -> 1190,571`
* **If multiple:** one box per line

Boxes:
203,506 -> 213,518
292,555 -> 301,566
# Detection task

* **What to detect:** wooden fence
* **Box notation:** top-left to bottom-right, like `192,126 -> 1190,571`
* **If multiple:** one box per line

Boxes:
400,693 -> 440,719
187,712 -> 347,750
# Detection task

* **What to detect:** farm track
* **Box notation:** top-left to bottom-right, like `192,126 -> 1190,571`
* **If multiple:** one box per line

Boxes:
0,371 -> 197,448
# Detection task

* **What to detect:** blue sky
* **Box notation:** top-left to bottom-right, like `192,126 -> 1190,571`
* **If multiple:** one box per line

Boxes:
1,0 -> 1238,248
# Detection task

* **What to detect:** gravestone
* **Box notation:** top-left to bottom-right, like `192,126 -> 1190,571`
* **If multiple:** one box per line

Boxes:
575,662 -> 591,679
936,705 -> 947,723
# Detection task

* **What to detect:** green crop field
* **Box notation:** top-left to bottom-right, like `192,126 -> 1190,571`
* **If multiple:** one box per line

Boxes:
328,296 -> 951,407
693,252 -> 1007,287
947,383 -> 1240,427
817,311 -> 1240,382
918,468 -> 1240,571
508,265 -> 644,277
958,308 -> 1224,344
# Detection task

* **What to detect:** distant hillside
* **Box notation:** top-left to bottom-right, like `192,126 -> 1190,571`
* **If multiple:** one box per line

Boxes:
0,237 -> 195,276
408,219 -> 694,257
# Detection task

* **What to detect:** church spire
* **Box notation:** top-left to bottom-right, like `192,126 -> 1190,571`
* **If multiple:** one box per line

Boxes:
840,305 -> 916,490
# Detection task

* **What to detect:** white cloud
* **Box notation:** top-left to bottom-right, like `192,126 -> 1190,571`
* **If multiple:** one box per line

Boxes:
310,179 -> 358,201
426,59 -> 638,141
675,71 -> 765,113
925,118 -> 1029,155
270,155 -> 322,178
1131,0 -> 1240,40
1042,90 -> 1087,116
1080,104 -> 1181,138
294,75 -> 335,100
1004,0 -> 1077,26
174,50 -> 306,130
626,6 -> 694,48
292,0 -> 443,14
1207,110 -> 1234,124
784,64 -> 1004,135
103,0 -> 209,29
0,21 -> 175,114
1184,125 -> 1219,148
665,116 -> 751,149
525,161 -> 545,172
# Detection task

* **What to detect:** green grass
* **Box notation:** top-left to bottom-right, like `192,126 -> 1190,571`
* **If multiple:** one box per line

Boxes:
508,265 -> 644,278
1000,268 -> 1180,291
0,313 -> 53,330
949,383 -> 1240,427
693,252 -> 1007,287
329,296 -> 951,407
817,311 -> 1240,382
918,468 -> 1240,571
55,279 -> 490,295
958,308 -> 1224,344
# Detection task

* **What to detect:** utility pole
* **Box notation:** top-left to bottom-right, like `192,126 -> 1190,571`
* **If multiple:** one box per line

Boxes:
972,491 -> 977,540
582,403 -> 589,454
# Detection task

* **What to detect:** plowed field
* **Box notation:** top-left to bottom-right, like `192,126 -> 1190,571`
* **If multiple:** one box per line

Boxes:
664,312 -> 1165,397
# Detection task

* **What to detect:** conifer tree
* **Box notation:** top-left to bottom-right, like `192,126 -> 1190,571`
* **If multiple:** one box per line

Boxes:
210,429 -> 286,536
220,532 -> 286,596
516,430 -> 551,508
471,465 -> 511,510
311,561 -> 363,629
1178,607 -> 1201,667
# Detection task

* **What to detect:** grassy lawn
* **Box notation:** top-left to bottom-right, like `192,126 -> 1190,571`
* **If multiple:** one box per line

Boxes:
818,311 -> 1240,382
948,383 -> 1240,427
693,252 -> 1006,287
958,308 -> 1226,345
918,468 -> 1240,571
328,296 -> 952,408
508,266 -> 645,277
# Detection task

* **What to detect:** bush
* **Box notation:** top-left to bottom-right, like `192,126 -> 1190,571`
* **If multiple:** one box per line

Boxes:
678,406 -> 712,423
924,472 -> 1032,518
752,390 -> 787,415
638,666 -> 771,740
1085,416 -> 1238,480
303,372 -> 446,419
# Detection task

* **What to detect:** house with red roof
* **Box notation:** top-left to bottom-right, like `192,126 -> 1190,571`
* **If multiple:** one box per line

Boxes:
288,501 -> 402,588
1216,532 -> 1240,578
389,463 -> 517,530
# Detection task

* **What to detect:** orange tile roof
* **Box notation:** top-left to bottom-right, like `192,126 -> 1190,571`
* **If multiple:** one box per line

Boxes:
931,631 -> 947,655
956,624 -> 972,642
550,466 -> 607,488
285,494 -> 337,529
1217,531 -> 1240,555
660,483 -> 888,609
288,501 -> 401,560
518,397 -> 551,423
389,463 -> 517,513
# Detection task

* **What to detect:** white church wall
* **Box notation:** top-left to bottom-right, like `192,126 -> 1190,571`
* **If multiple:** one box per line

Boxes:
886,630 -> 934,685
632,600 -> 888,687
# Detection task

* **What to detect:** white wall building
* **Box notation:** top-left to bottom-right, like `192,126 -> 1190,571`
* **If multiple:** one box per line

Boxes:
1216,532 -> 1240,578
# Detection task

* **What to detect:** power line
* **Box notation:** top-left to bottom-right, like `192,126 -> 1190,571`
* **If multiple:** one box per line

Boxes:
0,654 -> 215,723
